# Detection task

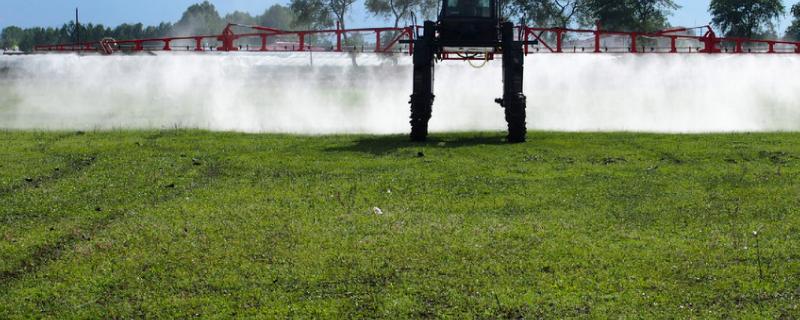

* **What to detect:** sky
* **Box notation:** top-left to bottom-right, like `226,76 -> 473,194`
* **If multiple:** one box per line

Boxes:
0,0 -> 794,34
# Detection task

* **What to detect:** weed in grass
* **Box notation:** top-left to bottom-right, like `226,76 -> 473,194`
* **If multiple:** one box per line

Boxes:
754,230 -> 765,282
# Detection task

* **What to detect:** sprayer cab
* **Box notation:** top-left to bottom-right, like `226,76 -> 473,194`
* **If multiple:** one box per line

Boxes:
437,0 -> 501,47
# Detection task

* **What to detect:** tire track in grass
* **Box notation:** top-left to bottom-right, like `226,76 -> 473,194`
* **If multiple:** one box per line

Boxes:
0,131 -> 89,196
0,131 -> 223,287
32,132 -> 81,152
0,130 -> 170,197
0,158 -> 223,288
0,155 -> 97,197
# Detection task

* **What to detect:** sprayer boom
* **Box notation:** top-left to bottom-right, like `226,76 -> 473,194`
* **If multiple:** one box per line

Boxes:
32,9 -> 800,143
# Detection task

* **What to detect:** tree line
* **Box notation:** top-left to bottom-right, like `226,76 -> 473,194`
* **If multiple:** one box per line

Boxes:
0,2 -> 294,51
3,0 -> 800,52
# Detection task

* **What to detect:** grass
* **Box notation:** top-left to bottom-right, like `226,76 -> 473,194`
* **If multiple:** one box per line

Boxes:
0,130 -> 799,318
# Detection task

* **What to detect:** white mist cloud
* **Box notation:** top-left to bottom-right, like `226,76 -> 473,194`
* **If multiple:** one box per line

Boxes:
0,52 -> 799,133
525,55 -> 800,132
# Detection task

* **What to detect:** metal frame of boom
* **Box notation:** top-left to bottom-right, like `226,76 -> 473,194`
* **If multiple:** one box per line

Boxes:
33,20 -> 800,143
35,23 -> 416,54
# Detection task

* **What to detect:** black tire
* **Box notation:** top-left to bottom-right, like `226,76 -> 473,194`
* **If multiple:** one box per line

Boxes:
504,93 -> 527,143
410,101 -> 432,142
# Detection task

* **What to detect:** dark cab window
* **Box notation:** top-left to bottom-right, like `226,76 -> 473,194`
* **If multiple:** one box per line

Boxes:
444,0 -> 493,18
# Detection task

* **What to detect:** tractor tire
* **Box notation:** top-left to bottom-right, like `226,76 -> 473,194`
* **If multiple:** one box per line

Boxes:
504,93 -> 527,143
410,99 -> 432,142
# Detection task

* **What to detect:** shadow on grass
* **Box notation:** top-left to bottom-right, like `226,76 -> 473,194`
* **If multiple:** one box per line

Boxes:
326,133 -> 509,155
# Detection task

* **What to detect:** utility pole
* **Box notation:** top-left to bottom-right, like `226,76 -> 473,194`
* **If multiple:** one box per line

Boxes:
75,8 -> 80,46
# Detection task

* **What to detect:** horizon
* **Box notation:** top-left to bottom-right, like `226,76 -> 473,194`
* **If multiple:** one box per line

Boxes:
0,0 -> 793,35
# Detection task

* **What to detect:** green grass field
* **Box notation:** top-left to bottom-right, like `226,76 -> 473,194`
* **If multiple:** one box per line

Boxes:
0,130 -> 798,318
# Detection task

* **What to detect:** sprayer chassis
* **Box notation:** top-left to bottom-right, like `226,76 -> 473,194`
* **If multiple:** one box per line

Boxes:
410,21 -> 526,142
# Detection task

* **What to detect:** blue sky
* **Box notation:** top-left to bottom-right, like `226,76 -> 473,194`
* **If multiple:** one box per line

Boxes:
0,0 -> 793,33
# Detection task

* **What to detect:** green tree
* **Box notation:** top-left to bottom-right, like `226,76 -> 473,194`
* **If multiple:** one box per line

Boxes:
786,3 -> 800,40
258,5 -> 295,30
82,23 -> 113,41
173,1 -> 225,36
111,23 -> 145,40
709,0 -> 784,39
507,0 -> 586,28
290,0 -> 356,32
579,0 -> 679,32
1,26 -> 25,49
291,0 -> 333,29
142,23 -> 174,38
225,11 -> 257,25
17,27 -> 63,52
365,0 -> 438,27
